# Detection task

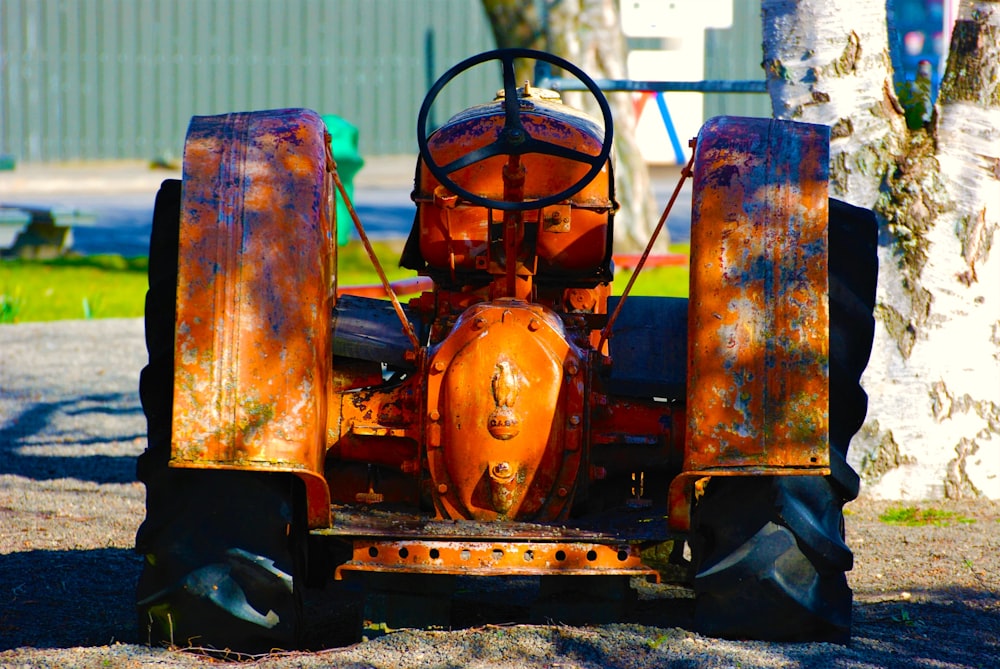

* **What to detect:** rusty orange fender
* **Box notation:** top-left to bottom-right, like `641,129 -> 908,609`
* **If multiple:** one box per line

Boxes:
170,109 -> 335,528
668,116 -> 831,531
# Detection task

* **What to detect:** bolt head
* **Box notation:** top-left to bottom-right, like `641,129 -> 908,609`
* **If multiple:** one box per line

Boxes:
490,461 -> 514,481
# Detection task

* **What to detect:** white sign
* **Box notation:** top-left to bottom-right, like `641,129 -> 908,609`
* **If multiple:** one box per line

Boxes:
620,0 -> 733,38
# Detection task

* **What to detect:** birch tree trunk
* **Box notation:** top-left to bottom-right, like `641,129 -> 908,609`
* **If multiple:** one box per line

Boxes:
762,0 -> 904,208
479,0 -> 546,83
867,1 -> 1000,499
763,0 -> 1000,499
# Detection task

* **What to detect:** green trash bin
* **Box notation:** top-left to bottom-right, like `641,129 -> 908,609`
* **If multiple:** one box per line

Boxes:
322,115 -> 365,246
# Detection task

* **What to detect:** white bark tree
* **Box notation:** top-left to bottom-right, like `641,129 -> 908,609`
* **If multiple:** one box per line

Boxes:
763,0 -> 1000,499
761,1 -> 905,207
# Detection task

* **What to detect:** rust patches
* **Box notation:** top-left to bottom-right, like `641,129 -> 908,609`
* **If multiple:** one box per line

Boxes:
669,116 -> 833,535
335,539 -> 659,580
685,116 -> 831,474
425,301 -> 583,522
170,109 -> 335,528
213,396 -> 276,447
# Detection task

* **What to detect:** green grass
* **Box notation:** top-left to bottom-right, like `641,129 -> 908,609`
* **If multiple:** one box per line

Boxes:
0,255 -> 149,323
0,241 -> 690,323
613,243 -> 690,297
336,240 -> 413,287
878,505 -> 976,527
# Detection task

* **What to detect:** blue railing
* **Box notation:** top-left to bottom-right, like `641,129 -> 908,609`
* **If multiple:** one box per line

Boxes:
535,72 -> 767,163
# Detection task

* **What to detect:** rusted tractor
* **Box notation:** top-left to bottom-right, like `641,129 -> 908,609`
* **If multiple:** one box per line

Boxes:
136,49 -> 876,652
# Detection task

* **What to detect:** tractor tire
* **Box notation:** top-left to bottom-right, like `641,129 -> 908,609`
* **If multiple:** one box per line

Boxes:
690,198 -> 877,643
135,180 -> 306,654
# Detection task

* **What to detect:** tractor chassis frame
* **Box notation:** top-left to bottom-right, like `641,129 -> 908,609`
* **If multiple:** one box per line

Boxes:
319,505 -> 671,582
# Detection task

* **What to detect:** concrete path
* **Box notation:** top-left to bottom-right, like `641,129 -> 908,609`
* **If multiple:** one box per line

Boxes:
1,158 -> 690,257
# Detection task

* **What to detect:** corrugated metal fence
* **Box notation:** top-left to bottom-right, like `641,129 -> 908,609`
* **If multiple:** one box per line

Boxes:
1,0 -> 497,162
1,0 -> 768,164
704,0 -> 770,121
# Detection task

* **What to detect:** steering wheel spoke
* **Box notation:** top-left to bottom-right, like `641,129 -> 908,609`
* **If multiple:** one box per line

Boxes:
440,143 -> 505,175
520,137 -> 603,168
499,54 -> 524,132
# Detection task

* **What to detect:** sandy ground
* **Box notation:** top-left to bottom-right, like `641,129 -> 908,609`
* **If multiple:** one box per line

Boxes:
1,318 -> 998,668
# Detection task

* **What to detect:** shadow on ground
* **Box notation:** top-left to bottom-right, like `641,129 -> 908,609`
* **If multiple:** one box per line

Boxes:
0,391 -> 144,485
2,544 -> 997,669
0,548 -> 143,650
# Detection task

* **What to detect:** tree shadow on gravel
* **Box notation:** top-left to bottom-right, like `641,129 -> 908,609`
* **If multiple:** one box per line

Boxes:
301,583 -> 999,668
0,391 -> 144,485
0,548 -> 143,650
515,588 -> 1000,668
532,583 -> 999,668
848,592 -> 1000,668
2,550 -> 997,669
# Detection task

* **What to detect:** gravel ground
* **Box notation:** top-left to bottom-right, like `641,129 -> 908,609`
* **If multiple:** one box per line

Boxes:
1,318 -> 998,668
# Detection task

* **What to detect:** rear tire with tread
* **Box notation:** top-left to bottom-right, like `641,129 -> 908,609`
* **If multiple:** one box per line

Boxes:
135,180 -> 306,654
690,198 -> 877,643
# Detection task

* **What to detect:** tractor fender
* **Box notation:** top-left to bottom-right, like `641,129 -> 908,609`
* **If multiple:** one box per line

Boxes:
169,108 -> 335,528
669,116 -> 831,530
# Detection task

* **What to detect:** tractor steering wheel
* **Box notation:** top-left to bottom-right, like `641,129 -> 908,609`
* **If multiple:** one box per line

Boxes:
416,48 -> 614,212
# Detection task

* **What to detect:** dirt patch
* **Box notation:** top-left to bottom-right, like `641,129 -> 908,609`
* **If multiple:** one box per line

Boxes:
1,319 -> 998,667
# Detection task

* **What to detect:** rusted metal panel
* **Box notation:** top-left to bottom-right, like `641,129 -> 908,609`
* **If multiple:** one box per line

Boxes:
684,116 -> 830,473
328,375 -> 422,472
170,108 -> 335,527
667,116 -> 831,530
334,540 -> 659,581
425,300 -> 585,522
